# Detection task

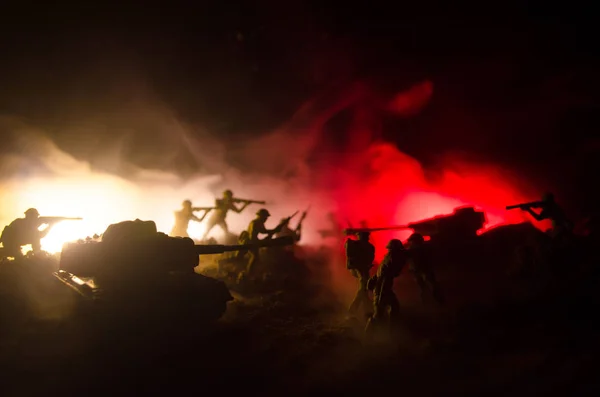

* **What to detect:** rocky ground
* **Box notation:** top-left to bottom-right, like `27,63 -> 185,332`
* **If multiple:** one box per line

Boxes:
1,254 -> 600,396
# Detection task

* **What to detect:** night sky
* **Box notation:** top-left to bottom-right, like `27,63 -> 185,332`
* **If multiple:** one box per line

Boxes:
1,2 -> 599,213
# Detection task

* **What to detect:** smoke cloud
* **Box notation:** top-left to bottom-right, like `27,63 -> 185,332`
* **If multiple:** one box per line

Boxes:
0,78 -> 546,267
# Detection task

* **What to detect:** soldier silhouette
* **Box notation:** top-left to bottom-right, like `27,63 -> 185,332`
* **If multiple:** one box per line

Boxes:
520,192 -> 573,240
202,190 -> 250,240
406,233 -> 445,305
365,239 -> 407,337
345,231 -> 375,318
1,208 -> 52,258
245,208 -> 285,277
170,200 -> 211,238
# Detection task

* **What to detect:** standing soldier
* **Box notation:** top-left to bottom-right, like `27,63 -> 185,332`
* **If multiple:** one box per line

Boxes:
365,239 -> 407,336
201,190 -> 251,240
170,200 -> 212,238
406,233 -> 445,305
245,208 -> 285,277
345,231 -> 375,318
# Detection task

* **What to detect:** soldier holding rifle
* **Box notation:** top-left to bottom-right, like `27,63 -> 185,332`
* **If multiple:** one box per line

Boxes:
244,208 -> 291,277
345,230 -> 376,318
170,200 -> 214,238
276,206 -> 309,242
202,189 -> 265,240
506,192 -> 573,239
1,208 -> 81,258
365,239 -> 407,337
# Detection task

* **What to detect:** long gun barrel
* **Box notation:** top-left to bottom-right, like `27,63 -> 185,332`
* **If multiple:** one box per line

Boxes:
295,206 -> 310,232
506,200 -> 545,210
232,198 -> 267,205
194,236 -> 295,255
38,216 -> 83,224
343,225 -> 411,235
281,211 -> 299,223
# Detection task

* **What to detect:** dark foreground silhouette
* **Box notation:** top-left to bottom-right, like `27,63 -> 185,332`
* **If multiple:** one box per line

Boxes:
2,246 -> 600,396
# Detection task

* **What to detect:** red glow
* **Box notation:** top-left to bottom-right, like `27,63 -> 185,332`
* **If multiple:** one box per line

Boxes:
323,142 -> 550,260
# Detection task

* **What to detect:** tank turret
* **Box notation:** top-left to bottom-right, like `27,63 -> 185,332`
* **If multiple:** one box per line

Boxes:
407,206 -> 486,242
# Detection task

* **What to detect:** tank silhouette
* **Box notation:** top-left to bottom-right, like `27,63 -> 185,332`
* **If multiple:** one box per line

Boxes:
54,219 -> 294,323
406,206 -> 486,242
344,206 -> 487,242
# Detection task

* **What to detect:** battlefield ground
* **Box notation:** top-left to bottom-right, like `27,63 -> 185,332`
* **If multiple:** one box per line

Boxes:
1,247 -> 600,396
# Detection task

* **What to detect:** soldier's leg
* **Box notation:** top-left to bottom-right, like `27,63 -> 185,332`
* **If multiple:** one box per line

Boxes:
218,220 -> 229,235
388,292 -> 401,330
202,220 -> 216,240
348,270 -> 369,315
3,242 -> 23,258
412,272 -> 429,302
359,271 -> 371,311
246,249 -> 260,276
424,271 -> 445,305
365,294 -> 385,337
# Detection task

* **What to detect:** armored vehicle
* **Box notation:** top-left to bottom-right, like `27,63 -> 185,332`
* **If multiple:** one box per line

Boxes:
54,219 -> 294,326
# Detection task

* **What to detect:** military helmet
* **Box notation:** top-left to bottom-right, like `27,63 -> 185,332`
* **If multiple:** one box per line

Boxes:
357,231 -> 370,238
182,200 -> 192,207
386,239 -> 404,249
407,233 -> 424,243
223,189 -> 233,197
542,192 -> 554,202
24,208 -> 39,217
256,208 -> 270,217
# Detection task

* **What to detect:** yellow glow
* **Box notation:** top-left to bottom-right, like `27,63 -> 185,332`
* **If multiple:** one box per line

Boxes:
0,138 -> 321,253
1,174 -> 230,254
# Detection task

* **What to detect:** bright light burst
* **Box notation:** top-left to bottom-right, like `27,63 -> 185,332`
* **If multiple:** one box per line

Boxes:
3,174 -> 227,254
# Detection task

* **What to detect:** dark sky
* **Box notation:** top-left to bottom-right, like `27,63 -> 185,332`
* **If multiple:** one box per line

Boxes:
1,2 -> 599,212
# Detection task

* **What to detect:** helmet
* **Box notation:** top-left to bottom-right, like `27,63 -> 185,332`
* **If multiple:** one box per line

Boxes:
542,192 -> 554,202
24,208 -> 39,217
386,239 -> 403,249
256,208 -> 270,217
357,231 -> 370,239
407,233 -> 424,243
182,200 -> 192,207
223,190 -> 233,197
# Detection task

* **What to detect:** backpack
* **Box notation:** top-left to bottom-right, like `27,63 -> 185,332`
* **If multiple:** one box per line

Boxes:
345,239 -> 375,271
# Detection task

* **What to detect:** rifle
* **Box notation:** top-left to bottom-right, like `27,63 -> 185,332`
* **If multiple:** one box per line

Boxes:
38,216 -> 83,225
505,200 -> 546,211
294,206 -> 310,233
232,198 -> 266,205
280,211 -> 299,225
192,207 -> 216,212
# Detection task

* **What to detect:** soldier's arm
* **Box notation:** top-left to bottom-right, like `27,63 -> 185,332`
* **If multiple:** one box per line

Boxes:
523,207 -> 546,221
191,214 -> 203,222
255,222 -> 270,236
230,201 -> 250,213
197,208 -> 214,222
39,227 -> 52,238
265,224 -> 283,236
